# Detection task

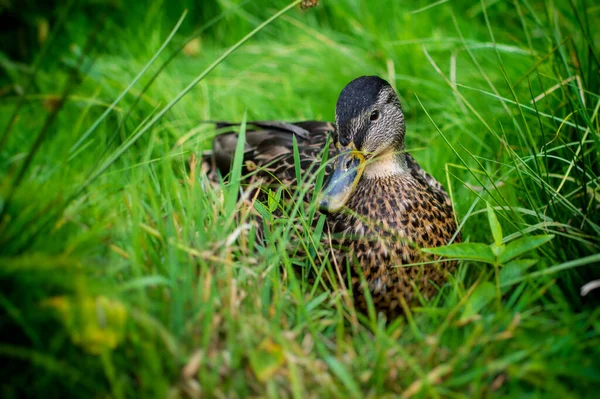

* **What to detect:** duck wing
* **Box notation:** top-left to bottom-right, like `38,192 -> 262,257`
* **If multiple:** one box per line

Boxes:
405,153 -> 452,207
208,120 -> 336,188
405,153 -> 461,243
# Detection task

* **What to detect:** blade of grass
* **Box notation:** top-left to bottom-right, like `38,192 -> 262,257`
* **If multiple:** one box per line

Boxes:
0,15 -> 103,220
68,10 -> 189,155
76,0 -> 304,198
0,0 -> 76,149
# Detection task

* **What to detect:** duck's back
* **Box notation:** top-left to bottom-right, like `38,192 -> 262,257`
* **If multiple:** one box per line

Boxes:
209,121 -> 335,189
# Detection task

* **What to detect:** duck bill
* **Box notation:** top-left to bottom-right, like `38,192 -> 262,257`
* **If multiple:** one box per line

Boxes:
319,148 -> 365,213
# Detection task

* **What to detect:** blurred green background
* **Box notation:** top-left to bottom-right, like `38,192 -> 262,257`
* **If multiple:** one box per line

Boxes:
1,0 -> 599,397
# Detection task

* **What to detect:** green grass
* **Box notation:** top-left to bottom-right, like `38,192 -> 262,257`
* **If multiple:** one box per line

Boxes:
1,0 -> 599,397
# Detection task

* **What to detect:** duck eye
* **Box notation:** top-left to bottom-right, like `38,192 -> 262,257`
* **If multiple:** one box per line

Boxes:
369,110 -> 380,121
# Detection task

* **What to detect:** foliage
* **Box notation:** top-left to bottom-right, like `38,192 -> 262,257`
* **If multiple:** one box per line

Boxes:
1,0 -> 599,397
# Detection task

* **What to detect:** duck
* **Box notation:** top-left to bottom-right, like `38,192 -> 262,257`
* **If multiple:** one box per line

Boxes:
206,76 -> 460,316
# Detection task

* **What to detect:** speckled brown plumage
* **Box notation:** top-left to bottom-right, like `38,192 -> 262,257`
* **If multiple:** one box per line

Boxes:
326,157 -> 459,315
205,76 -> 461,317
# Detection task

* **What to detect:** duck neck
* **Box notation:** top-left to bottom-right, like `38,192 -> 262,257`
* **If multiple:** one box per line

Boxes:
362,148 -> 407,180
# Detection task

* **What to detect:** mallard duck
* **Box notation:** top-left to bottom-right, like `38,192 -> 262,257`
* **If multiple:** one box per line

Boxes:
207,76 -> 460,316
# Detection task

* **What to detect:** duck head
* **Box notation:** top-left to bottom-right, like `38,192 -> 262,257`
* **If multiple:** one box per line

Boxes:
319,76 -> 407,213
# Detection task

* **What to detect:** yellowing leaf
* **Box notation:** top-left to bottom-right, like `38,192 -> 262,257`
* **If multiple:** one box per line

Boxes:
183,38 -> 201,57
45,296 -> 127,355
248,339 -> 285,382
38,18 -> 49,44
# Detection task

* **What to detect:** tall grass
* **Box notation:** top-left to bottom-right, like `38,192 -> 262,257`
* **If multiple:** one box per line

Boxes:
1,0 -> 599,397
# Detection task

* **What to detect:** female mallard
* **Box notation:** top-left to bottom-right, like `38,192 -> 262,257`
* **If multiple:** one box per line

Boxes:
207,76 -> 460,316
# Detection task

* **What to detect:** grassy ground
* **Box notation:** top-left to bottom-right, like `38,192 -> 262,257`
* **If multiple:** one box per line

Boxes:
1,0 -> 600,397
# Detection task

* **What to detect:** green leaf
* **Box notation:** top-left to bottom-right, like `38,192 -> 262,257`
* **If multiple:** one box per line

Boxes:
499,234 -> 554,264
254,201 -> 272,223
267,189 -> 280,212
224,114 -> 247,216
423,243 -> 495,264
306,291 -> 330,311
323,356 -> 362,398
486,202 -> 503,247
292,135 -> 302,186
460,282 -> 496,322
499,259 -> 537,288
